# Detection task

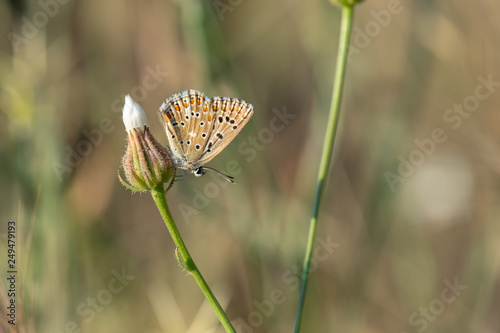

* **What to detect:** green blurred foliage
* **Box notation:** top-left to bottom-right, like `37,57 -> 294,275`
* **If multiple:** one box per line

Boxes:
1,0 -> 500,332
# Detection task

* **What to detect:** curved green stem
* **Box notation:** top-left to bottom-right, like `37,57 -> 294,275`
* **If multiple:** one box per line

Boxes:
150,186 -> 235,333
294,4 -> 354,332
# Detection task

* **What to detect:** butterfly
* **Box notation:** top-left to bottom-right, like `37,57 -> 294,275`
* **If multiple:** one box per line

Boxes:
159,89 -> 253,183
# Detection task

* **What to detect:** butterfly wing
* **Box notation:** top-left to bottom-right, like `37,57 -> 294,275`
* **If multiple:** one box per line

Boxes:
159,90 -> 215,171
159,90 -> 253,171
193,96 -> 253,167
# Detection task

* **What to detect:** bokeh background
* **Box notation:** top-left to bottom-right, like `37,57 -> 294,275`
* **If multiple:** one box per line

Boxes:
1,0 -> 500,332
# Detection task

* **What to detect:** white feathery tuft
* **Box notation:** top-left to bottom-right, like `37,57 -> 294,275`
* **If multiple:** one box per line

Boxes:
122,94 -> 149,131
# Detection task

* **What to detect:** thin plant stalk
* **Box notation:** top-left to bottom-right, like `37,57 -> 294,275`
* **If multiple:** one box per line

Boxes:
150,185 -> 236,333
294,4 -> 354,332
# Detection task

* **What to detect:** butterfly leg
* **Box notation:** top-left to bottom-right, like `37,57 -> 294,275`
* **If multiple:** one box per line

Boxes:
174,170 -> 187,182
165,167 -> 177,191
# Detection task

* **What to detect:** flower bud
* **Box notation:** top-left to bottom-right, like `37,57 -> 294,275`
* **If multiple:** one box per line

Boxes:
118,96 -> 175,192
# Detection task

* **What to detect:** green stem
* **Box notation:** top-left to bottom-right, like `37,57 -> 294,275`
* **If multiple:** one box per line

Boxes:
294,4 -> 354,332
150,186 -> 236,333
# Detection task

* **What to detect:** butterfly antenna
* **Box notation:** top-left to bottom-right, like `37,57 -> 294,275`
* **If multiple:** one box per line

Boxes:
203,167 -> 236,184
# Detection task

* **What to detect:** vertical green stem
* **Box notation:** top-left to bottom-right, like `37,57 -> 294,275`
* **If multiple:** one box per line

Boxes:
294,4 -> 354,332
150,186 -> 236,333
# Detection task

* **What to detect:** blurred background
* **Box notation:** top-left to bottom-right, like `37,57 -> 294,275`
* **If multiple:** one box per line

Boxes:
1,0 -> 500,332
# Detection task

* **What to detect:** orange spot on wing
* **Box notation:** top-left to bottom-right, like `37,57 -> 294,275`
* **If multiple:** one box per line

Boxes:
175,104 -> 181,111
164,114 -> 170,122
208,114 -> 212,121
183,102 -> 188,107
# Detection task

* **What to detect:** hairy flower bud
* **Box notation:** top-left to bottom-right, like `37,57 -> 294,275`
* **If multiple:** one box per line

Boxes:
119,95 -> 175,192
